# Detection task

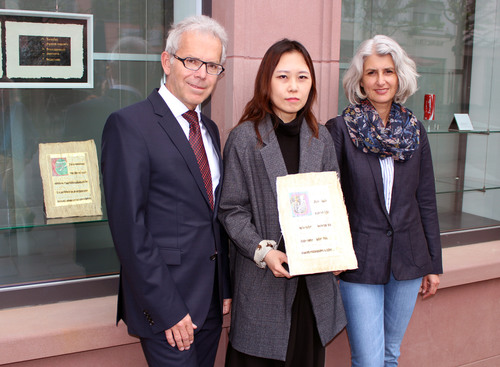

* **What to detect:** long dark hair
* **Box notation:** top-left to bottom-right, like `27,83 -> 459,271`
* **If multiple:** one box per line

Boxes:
238,39 -> 318,143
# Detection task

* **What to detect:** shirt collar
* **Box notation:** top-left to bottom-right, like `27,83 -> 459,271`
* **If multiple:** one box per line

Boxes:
158,84 -> 201,119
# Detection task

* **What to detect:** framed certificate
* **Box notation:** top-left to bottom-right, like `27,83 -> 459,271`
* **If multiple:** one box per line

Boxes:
277,171 -> 358,276
0,9 -> 93,88
39,140 -> 102,219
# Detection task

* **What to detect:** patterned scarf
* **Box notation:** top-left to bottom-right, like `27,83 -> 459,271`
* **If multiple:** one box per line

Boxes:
343,100 -> 420,162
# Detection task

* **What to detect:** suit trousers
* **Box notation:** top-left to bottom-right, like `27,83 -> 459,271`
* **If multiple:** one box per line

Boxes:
140,273 -> 222,367
339,273 -> 422,367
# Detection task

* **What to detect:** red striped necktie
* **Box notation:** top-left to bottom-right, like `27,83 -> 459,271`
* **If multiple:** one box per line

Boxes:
182,110 -> 214,210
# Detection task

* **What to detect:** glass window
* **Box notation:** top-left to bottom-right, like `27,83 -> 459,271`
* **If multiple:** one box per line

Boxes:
0,0 -> 183,295
339,0 -> 500,245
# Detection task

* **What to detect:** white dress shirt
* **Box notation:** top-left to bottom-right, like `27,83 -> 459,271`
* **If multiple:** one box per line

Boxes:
158,84 -> 221,196
379,156 -> 394,214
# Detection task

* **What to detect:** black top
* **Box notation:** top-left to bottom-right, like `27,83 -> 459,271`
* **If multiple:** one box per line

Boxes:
272,112 -> 303,253
272,112 -> 303,175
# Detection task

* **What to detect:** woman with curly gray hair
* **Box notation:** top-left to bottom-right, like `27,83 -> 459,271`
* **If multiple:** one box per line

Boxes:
326,35 -> 442,366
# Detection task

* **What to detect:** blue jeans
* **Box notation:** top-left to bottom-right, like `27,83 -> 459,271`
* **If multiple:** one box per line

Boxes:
339,274 -> 422,367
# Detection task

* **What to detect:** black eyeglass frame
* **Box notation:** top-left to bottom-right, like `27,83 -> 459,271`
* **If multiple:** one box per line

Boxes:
173,54 -> 225,75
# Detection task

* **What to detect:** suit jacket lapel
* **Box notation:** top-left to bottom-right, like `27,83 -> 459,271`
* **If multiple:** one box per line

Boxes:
201,113 -> 224,213
201,114 -> 223,181
367,155 -> 392,222
148,90 -> 212,210
202,114 -> 221,157
390,160 -> 400,217
259,116 -> 288,201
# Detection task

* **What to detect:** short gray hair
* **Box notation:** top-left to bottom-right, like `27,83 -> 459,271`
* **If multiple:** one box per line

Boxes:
165,15 -> 228,64
343,35 -> 418,105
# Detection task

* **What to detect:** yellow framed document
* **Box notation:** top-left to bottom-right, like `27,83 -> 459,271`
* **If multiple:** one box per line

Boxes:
277,171 -> 358,276
39,140 -> 102,219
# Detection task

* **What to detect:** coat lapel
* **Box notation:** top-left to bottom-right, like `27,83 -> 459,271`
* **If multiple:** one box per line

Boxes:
148,90 -> 213,210
259,116 -> 288,200
259,116 -> 325,200
298,120 -> 323,173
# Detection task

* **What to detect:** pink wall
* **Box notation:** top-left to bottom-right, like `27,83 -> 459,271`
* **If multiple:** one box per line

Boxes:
211,0 -> 342,145
2,276 -> 497,366
324,278 -> 500,367
0,212 -> 498,367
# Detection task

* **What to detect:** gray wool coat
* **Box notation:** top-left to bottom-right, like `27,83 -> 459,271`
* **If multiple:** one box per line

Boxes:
218,116 -> 347,361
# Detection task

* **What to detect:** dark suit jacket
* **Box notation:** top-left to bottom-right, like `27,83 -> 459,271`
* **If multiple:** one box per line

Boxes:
101,89 -> 230,338
326,116 -> 442,284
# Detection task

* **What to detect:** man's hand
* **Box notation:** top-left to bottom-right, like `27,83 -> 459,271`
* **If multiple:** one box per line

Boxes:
165,313 -> 197,351
264,250 -> 291,278
223,298 -> 232,315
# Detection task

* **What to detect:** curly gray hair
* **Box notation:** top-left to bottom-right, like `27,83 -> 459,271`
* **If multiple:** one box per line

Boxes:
343,35 -> 419,105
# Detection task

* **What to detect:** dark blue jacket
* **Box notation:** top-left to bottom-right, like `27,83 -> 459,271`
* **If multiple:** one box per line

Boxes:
101,89 -> 230,338
326,116 -> 442,284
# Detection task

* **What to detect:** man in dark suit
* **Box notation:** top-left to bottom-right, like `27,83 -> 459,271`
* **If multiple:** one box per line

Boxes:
101,15 -> 231,367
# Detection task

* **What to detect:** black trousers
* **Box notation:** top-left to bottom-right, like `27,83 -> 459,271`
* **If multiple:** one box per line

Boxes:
225,276 -> 325,367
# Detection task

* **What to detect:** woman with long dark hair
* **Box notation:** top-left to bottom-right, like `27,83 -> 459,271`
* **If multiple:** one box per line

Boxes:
219,39 -> 346,367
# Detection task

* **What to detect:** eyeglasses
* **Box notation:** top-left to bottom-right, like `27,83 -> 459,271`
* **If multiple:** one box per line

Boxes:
173,55 -> 225,76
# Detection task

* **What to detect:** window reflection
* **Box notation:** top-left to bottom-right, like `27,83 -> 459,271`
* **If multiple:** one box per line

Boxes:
339,0 -> 500,243
0,0 -> 172,289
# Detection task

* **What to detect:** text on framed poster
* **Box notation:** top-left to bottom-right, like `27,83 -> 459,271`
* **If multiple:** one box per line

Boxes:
0,9 -> 93,88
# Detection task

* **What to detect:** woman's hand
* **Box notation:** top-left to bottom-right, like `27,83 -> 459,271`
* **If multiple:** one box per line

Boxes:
264,250 -> 291,278
420,274 -> 440,299
223,298 -> 232,315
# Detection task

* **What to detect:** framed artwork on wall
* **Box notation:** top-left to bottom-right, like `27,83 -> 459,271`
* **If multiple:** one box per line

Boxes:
0,9 -> 93,88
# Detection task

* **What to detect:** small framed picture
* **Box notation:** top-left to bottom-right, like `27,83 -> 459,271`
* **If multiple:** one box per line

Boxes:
39,140 -> 102,219
0,9 -> 93,88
